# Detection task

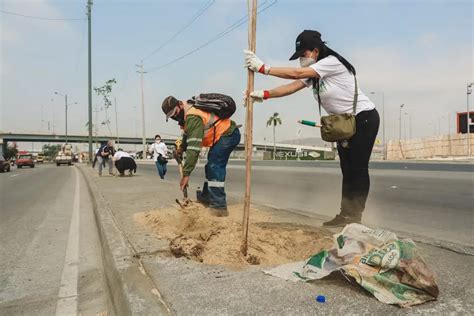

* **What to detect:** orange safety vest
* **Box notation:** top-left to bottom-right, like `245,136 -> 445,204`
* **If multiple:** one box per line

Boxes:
184,107 -> 231,147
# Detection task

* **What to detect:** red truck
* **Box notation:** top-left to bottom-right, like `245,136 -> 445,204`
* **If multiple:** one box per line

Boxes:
17,151 -> 35,168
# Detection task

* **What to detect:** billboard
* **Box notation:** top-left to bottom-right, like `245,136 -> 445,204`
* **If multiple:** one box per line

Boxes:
457,111 -> 474,134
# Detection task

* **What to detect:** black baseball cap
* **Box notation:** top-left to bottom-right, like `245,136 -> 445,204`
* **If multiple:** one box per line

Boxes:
289,30 -> 323,60
162,96 -> 180,121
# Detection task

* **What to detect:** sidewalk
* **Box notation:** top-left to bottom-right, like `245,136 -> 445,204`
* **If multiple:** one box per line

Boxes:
78,164 -> 474,315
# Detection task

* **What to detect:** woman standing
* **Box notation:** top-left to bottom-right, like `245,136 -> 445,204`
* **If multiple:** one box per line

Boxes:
245,30 -> 379,227
149,134 -> 168,179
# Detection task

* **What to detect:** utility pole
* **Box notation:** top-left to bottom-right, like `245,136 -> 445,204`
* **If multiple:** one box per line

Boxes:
41,105 -> 43,132
136,62 -> 147,159
114,97 -> 119,145
87,0 -> 93,163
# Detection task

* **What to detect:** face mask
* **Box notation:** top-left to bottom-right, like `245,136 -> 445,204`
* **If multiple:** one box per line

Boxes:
172,110 -> 185,127
299,56 -> 316,67
155,140 -> 160,143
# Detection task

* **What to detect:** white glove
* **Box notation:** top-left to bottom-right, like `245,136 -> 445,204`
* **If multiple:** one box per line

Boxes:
242,90 -> 269,106
244,50 -> 270,75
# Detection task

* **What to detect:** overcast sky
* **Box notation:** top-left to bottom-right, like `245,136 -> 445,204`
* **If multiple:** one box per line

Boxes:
1,0 -> 473,146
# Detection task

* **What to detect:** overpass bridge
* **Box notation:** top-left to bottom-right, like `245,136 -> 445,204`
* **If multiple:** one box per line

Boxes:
0,132 -> 334,158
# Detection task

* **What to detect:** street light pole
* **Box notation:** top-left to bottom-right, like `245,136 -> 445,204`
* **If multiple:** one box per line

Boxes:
467,83 -> 473,157
136,62 -> 147,159
404,112 -> 409,140
41,104 -> 44,132
51,98 -> 55,134
399,104 -> 405,141
409,114 -> 412,139
54,92 -> 68,143
65,94 -> 68,143
370,91 -> 386,159
114,97 -> 119,145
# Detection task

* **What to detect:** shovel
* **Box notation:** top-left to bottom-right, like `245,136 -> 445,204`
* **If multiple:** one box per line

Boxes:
174,151 -> 192,209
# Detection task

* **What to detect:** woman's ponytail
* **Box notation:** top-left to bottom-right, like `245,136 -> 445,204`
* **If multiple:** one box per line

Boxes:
316,42 -> 356,75
325,46 -> 356,75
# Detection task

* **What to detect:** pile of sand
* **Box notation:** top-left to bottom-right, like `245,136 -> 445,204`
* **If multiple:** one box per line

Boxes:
134,203 -> 333,268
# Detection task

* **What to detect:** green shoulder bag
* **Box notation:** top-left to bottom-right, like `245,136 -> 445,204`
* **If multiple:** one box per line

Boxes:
317,76 -> 358,142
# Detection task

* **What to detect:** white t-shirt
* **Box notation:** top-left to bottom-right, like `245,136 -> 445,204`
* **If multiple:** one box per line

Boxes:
149,142 -> 168,162
302,55 -> 375,115
113,151 -> 131,160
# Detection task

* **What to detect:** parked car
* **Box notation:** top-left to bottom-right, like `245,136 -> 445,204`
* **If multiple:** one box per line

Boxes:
17,153 -> 35,168
36,153 -> 45,163
0,154 -> 11,172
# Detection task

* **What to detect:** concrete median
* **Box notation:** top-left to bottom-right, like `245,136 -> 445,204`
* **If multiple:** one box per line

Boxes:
77,163 -> 474,315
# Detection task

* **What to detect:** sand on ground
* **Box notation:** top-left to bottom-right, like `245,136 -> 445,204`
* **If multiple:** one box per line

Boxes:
134,203 -> 334,268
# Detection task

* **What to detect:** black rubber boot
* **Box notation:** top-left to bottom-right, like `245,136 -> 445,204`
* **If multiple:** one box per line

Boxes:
196,189 -> 210,207
322,214 -> 361,228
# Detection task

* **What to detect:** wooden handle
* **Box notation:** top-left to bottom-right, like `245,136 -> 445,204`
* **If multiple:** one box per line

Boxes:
241,0 -> 258,257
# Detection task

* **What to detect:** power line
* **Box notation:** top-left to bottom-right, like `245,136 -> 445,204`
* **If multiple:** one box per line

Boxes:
0,9 -> 86,21
145,0 -> 277,73
141,0 -> 216,62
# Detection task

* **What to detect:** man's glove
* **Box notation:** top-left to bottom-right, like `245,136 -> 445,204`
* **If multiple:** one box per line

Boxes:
174,139 -> 184,163
244,50 -> 270,75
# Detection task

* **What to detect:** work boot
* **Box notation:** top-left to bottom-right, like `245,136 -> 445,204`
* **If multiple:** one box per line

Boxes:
209,207 -> 229,217
322,214 -> 360,228
196,190 -> 210,207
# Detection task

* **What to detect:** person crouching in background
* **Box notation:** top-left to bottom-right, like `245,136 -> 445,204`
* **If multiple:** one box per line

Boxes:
113,149 -> 137,176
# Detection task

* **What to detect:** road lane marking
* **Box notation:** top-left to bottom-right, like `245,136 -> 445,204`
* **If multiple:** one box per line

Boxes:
10,174 -> 19,177
55,168 -> 80,315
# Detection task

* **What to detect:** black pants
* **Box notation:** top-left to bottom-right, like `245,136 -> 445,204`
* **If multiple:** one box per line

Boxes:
115,157 -> 137,175
337,109 -> 380,219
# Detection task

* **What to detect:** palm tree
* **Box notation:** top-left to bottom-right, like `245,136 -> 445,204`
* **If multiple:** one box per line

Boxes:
266,112 -> 282,160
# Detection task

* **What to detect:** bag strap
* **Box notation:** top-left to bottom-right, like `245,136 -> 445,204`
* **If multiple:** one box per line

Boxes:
316,75 -> 359,116
315,79 -> 322,117
352,76 -> 358,115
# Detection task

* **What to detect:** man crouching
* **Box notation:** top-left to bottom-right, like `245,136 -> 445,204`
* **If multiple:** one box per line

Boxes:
162,94 -> 240,217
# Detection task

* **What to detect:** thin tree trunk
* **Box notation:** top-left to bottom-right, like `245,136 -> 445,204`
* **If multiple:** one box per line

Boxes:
273,124 -> 276,160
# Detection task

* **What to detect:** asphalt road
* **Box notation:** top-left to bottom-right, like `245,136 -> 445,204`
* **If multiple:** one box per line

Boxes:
140,160 -> 473,246
0,164 -> 109,315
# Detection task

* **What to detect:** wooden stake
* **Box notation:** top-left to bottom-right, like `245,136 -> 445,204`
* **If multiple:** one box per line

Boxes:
241,0 -> 258,256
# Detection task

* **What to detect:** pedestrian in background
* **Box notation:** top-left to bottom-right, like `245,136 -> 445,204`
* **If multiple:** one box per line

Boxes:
97,140 -> 115,176
245,30 -> 379,227
113,148 -> 137,176
149,134 -> 168,179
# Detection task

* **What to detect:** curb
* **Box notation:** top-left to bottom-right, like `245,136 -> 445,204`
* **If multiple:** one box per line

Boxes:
76,165 -> 174,315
